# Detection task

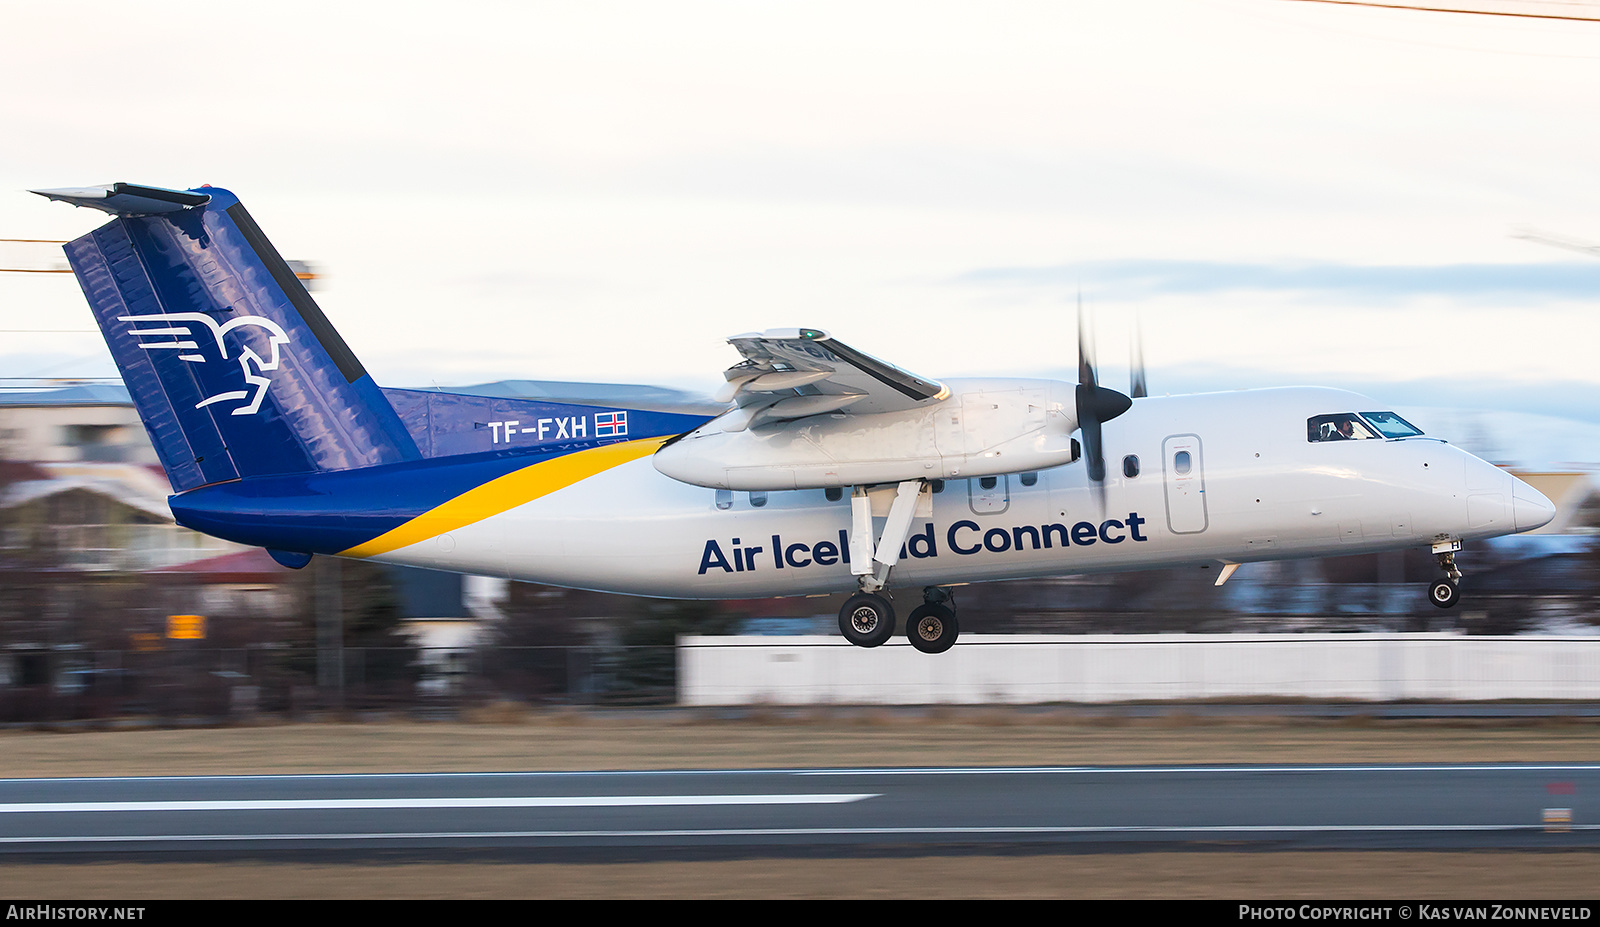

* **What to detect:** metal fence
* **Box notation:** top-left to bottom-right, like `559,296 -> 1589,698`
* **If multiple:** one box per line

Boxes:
0,644 -> 681,723
10,634 -> 1600,722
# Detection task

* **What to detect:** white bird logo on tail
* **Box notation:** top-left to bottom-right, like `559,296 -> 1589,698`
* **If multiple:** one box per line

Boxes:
118,312 -> 291,415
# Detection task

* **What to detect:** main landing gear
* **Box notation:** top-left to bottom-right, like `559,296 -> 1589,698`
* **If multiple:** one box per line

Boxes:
1428,540 -> 1463,610
833,480 -> 960,654
838,592 -> 895,648
836,587 -> 961,653
906,587 -> 959,654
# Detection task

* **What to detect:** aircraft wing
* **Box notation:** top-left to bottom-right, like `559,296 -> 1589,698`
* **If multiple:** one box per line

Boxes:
717,328 -> 948,430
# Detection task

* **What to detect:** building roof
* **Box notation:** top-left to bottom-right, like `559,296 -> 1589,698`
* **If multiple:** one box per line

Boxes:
0,473 -> 172,519
147,547 -> 296,584
0,460 -> 50,483
0,382 -> 134,407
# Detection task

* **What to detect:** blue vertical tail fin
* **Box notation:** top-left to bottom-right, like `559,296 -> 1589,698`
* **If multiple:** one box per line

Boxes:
37,183 -> 421,491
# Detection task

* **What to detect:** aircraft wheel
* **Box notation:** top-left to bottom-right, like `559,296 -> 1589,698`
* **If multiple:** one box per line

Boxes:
839,593 -> 895,647
1428,579 -> 1460,609
906,603 -> 959,654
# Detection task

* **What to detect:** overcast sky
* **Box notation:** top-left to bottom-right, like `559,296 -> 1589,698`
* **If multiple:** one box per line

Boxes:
2,1 -> 1597,460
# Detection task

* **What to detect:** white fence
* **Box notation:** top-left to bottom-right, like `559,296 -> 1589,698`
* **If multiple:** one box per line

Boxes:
678,633 -> 1600,705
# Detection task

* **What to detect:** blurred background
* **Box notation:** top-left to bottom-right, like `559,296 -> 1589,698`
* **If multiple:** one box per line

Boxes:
1,0 -> 1598,721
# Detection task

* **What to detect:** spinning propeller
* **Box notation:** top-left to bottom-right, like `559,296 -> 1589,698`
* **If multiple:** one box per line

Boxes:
1074,307 -> 1138,505
1130,315 -> 1148,400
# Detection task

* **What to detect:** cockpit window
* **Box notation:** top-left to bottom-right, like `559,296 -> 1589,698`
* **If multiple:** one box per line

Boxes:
1308,413 -> 1379,443
1359,411 -> 1424,438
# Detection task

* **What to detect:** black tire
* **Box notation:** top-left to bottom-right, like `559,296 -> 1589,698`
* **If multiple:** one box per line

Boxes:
906,603 -> 959,654
1429,579 -> 1460,609
838,593 -> 895,647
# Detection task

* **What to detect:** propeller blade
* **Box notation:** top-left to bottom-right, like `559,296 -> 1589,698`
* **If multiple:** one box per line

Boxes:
1073,298 -> 1133,508
1077,296 -> 1097,391
1079,401 -> 1105,483
1130,316 -> 1147,399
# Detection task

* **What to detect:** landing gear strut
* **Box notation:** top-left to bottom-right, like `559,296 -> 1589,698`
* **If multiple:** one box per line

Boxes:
906,587 -> 959,654
1428,542 -> 1463,610
836,482 -> 961,652
849,481 -> 925,594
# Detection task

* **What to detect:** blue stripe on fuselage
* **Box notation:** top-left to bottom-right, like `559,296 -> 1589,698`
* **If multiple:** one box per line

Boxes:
169,427 -> 706,555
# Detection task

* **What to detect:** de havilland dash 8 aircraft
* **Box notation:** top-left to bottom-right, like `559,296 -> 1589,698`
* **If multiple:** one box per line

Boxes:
34,182 -> 1557,653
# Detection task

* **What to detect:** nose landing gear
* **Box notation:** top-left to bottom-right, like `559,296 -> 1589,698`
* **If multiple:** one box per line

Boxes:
1428,542 -> 1463,610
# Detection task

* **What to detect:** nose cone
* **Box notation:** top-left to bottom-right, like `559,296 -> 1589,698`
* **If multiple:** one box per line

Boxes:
1512,477 -> 1557,533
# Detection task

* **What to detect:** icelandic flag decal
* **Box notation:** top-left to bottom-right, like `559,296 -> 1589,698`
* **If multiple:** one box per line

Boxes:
595,411 -> 628,437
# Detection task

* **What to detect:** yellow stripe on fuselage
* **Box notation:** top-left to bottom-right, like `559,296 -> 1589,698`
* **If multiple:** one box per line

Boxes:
339,436 -> 671,558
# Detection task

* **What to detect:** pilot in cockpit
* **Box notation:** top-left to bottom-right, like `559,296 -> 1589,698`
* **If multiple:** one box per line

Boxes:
1315,411 -> 1427,443
1309,413 -> 1386,443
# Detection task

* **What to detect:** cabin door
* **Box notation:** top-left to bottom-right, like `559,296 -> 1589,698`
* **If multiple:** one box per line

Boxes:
1162,434 -> 1208,535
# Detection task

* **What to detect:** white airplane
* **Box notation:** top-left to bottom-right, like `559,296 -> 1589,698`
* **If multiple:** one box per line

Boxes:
35,182 -> 1557,653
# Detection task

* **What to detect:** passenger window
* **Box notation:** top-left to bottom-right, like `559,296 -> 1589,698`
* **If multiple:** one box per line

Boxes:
1174,450 -> 1192,475
1019,472 -> 1038,487
980,476 -> 998,490
1307,413 -> 1379,443
715,489 -> 733,510
825,487 -> 843,502
749,491 -> 768,508
929,479 -> 945,493
1123,455 -> 1140,479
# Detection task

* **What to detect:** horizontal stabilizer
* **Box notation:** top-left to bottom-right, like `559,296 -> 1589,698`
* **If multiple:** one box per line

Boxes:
31,183 -> 210,216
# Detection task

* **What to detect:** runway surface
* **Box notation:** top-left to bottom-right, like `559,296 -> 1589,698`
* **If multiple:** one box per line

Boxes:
0,764 -> 1594,857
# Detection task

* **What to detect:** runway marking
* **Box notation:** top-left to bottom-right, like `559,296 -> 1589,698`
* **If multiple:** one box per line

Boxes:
0,794 -> 878,813
0,823 -> 1596,845
797,764 -> 1600,775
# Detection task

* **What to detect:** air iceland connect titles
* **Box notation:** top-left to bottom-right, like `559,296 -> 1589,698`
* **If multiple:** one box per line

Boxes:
698,512 -> 1149,574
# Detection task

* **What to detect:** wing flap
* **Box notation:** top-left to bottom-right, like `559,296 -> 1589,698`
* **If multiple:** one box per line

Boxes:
722,328 -> 946,419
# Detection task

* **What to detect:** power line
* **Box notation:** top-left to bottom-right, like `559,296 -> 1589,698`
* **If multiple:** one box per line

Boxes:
1511,226 -> 1600,259
1284,0 -> 1600,21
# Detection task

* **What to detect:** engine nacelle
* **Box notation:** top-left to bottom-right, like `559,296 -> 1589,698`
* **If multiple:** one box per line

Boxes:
653,378 -> 1080,490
